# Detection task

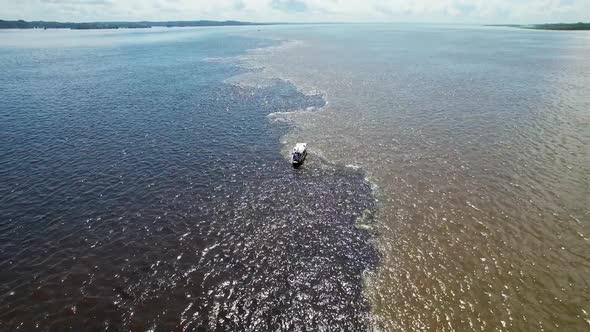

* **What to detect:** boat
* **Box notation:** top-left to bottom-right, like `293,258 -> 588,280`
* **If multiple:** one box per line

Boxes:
291,143 -> 307,168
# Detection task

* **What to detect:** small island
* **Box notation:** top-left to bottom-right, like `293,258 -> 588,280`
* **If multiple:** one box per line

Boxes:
0,19 -> 279,30
487,22 -> 590,31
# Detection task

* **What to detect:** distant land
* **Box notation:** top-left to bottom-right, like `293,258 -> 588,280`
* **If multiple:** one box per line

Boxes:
487,22 -> 590,30
0,19 -> 281,30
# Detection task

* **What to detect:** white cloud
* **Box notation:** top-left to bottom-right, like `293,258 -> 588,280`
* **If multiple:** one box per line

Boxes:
0,0 -> 588,23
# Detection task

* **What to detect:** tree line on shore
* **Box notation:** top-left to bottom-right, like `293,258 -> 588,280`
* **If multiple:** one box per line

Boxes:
0,19 -> 275,30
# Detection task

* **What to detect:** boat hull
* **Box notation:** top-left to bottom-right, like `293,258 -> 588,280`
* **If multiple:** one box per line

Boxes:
291,151 -> 307,168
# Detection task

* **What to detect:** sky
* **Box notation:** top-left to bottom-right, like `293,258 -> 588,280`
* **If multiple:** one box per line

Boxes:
0,0 -> 588,24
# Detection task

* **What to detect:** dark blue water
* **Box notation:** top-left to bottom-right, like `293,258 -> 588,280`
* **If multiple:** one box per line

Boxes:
0,29 -> 377,331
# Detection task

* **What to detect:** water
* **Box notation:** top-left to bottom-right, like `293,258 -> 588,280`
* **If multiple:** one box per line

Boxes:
0,28 -> 377,330
1,24 -> 589,331
234,24 -> 590,331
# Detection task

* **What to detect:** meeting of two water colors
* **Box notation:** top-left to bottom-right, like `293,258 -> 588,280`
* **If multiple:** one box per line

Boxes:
0,28 -> 378,330
1,25 -> 589,332
235,24 -> 589,331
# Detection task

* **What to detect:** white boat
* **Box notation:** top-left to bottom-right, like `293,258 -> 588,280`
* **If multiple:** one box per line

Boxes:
291,143 -> 307,167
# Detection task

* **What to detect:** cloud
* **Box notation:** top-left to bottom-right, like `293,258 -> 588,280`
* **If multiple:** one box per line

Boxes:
272,0 -> 307,13
0,0 -> 588,23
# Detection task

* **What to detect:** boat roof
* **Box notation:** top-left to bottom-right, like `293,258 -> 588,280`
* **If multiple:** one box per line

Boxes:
293,143 -> 307,153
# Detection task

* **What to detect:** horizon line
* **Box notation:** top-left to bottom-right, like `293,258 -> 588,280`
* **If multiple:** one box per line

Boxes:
1,18 -> 587,26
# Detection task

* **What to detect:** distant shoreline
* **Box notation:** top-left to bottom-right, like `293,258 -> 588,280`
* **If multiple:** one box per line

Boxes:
3,20 -> 589,31
0,19 -> 284,30
486,22 -> 590,31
